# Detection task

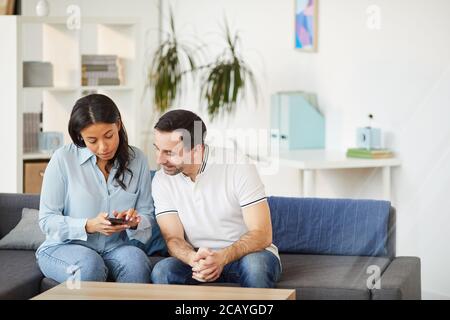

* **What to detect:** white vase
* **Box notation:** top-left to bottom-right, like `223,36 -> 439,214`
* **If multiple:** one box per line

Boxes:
36,0 -> 50,17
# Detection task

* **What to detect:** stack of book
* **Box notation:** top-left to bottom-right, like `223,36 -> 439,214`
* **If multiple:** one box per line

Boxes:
0,0 -> 16,15
81,55 -> 122,86
346,148 -> 394,159
23,113 -> 42,153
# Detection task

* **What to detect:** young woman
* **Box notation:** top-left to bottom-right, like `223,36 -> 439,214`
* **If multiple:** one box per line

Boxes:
36,93 -> 153,283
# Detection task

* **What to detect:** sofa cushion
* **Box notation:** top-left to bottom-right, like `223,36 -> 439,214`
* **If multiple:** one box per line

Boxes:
0,194 -> 40,238
275,253 -> 391,300
268,196 -> 391,256
126,221 -> 168,257
40,277 -> 59,293
0,250 -> 43,299
0,208 -> 45,250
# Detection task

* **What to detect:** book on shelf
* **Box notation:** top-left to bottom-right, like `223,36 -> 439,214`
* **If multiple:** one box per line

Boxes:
82,64 -> 118,72
82,78 -> 121,86
23,113 -> 41,153
346,148 -> 394,159
0,0 -> 16,15
82,54 -> 118,62
81,54 -> 123,86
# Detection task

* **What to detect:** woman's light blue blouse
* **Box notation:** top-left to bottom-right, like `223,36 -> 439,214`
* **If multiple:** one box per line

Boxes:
36,143 -> 153,256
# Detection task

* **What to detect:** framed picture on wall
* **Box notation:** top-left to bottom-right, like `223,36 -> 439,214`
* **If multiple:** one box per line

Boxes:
295,0 -> 318,52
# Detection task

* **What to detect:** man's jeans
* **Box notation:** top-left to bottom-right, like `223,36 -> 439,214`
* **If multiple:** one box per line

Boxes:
151,250 -> 281,288
37,244 -> 152,283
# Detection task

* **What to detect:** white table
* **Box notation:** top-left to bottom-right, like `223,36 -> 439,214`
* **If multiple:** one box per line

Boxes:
253,149 -> 401,200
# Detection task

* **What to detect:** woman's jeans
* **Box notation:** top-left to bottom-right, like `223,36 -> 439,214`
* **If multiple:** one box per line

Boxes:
151,250 -> 281,288
37,244 -> 152,283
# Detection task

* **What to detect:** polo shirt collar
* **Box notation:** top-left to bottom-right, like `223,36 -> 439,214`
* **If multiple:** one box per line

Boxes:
197,144 -> 210,174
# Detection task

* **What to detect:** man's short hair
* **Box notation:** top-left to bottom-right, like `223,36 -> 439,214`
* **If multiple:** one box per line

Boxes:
154,109 -> 207,149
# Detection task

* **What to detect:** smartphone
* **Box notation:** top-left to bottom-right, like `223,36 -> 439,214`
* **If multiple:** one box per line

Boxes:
107,217 -> 126,225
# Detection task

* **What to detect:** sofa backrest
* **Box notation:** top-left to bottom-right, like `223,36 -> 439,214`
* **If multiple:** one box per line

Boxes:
0,193 -> 40,239
268,196 -> 396,258
1,193 -> 396,259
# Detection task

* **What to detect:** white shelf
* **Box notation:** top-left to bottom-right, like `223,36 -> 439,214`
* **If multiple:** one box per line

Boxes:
80,86 -> 135,91
250,149 -> 401,170
0,16 -> 141,193
277,149 -> 401,170
22,153 -> 52,161
23,86 -> 135,92
250,149 -> 401,200
19,16 -> 140,26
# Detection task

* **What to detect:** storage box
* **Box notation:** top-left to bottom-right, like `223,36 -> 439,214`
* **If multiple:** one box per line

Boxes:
23,61 -> 53,87
271,92 -> 325,150
23,161 -> 49,194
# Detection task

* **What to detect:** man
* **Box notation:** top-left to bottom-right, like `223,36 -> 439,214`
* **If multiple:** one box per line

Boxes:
150,109 -> 281,288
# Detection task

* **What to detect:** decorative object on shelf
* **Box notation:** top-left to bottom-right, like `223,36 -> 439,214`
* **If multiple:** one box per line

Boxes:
356,114 -> 381,150
81,54 -> 122,86
270,91 -> 325,150
201,20 -> 258,121
38,132 -> 63,154
348,114 -> 394,159
0,0 -> 16,15
23,61 -> 53,87
346,148 -> 394,159
66,4 -> 81,30
295,0 -> 318,52
35,0 -> 49,17
147,8 -> 197,114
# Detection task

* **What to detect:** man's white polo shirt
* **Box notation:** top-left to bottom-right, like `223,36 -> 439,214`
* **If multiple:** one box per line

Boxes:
152,145 -> 279,260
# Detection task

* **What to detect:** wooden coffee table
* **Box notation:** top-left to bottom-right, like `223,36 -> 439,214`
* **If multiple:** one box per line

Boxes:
32,281 -> 296,300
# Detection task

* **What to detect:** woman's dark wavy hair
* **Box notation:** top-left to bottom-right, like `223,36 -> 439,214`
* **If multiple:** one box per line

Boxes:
68,93 -> 134,190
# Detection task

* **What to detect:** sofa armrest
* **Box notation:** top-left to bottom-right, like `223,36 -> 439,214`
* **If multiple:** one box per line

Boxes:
371,256 -> 421,300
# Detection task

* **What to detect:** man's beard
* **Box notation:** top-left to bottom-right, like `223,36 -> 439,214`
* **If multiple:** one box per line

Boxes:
162,165 -> 182,176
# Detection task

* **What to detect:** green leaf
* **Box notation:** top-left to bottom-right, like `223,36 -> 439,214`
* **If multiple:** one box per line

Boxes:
147,8 -> 198,113
200,19 -> 258,121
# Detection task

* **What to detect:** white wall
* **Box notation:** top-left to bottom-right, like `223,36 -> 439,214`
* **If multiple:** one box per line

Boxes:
20,0 -> 450,298
163,0 -> 450,299
0,17 -> 20,193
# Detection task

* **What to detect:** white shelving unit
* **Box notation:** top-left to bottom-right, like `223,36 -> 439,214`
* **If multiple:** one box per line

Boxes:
0,16 -> 141,193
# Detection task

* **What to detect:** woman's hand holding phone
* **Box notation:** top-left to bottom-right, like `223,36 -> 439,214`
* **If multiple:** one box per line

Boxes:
113,209 -> 141,230
85,212 -> 130,236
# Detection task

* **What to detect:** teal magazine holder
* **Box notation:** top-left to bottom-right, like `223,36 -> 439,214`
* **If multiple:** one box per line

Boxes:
271,92 -> 325,150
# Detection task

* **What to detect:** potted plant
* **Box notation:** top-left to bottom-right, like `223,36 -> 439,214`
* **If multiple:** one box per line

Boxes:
147,13 -> 257,121
147,8 -> 198,114
201,21 -> 258,121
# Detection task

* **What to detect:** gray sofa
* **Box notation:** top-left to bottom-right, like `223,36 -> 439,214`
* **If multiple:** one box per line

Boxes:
0,193 -> 421,300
